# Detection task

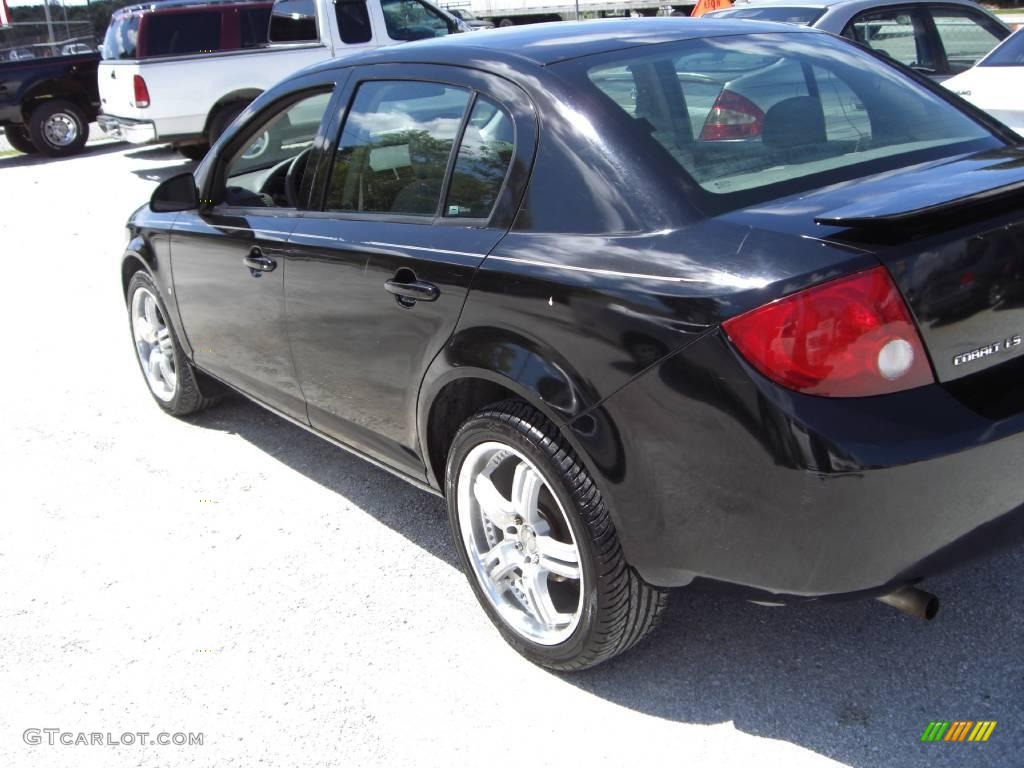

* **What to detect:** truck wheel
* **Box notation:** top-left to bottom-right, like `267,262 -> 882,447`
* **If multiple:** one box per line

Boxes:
497,17 -> 515,26
209,101 -> 249,145
446,399 -> 670,671
4,125 -> 38,154
28,99 -> 89,157
176,144 -> 209,161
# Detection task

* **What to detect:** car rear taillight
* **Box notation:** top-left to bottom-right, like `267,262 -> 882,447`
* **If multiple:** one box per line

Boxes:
723,267 -> 934,397
133,75 -> 150,108
699,90 -> 764,141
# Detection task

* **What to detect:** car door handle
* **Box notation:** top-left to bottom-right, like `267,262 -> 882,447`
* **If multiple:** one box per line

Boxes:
385,273 -> 439,307
243,248 -> 276,277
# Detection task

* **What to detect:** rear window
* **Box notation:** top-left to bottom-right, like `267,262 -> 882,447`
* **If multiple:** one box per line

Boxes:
102,13 -> 140,60
566,32 -> 999,211
980,29 -> 1024,66
145,11 -> 222,57
269,0 -> 319,42
240,6 -> 272,48
705,6 -> 825,25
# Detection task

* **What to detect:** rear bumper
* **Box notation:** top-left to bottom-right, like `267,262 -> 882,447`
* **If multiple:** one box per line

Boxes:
575,329 -> 1024,595
97,113 -> 156,144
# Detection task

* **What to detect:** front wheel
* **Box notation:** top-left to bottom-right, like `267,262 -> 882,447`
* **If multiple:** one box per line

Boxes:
126,271 -> 221,416
28,99 -> 89,157
4,124 -> 38,154
446,400 -> 669,671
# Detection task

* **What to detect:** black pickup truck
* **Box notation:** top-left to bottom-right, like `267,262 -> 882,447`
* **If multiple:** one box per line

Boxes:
0,52 -> 100,157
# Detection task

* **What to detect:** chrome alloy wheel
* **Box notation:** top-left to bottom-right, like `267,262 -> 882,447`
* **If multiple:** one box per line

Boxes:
130,287 -> 177,402
42,112 -> 79,147
457,442 -> 585,645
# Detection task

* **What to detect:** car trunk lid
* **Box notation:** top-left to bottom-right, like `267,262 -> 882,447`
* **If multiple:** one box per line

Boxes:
729,146 -> 1024,383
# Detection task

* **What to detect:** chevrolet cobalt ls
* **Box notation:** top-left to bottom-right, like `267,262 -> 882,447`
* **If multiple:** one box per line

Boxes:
122,19 -> 1024,670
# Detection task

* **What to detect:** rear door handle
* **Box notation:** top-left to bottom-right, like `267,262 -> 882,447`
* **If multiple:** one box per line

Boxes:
385,273 -> 439,307
244,248 -> 276,277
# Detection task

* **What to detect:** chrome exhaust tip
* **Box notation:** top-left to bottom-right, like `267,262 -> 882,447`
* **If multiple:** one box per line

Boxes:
877,586 -> 939,621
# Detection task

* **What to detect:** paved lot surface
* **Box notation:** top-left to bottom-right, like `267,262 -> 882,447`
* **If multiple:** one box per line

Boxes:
0,142 -> 1022,768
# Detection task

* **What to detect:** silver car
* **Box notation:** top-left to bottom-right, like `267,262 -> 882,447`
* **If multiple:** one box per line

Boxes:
707,0 -> 1010,80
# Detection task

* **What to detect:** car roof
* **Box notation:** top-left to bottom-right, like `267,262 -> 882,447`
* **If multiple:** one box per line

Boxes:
112,0 -> 269,16
726,0 -> 980,9
306,17 -> 818,73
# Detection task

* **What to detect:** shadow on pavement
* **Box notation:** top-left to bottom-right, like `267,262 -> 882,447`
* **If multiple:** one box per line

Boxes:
191,396 -> 1023,768
0,140 -> 126,168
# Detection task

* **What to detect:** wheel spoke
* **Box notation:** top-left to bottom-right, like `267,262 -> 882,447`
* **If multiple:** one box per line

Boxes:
481,540 -> 521,583
536,536 -> 581,580
144,295 -> 160,331
156,326 -> 174,356
520,565 -> 572,628
474,474 -> 513,528
511,461 -> 543,525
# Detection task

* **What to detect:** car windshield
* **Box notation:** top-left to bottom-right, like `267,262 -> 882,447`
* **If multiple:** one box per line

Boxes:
980,29 -> 1024,66
563,32 -> 999,211
705,6 -> 825,25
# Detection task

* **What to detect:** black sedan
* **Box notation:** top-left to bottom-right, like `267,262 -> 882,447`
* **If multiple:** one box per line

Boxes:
122,18 -> 1024,670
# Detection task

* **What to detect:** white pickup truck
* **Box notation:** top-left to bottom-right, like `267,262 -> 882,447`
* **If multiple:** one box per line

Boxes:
97,0 -> 466,157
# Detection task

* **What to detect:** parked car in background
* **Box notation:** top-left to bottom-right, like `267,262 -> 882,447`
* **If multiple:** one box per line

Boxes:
124,19 -> 1024,670
707,0 -> 1010,80
446,7 -> 494,29
945,27 -> 1024,135
98,0 -> 464,159
0,40 -> 100,156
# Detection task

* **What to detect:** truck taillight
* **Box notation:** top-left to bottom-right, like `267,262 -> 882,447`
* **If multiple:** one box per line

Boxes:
723,267 -> 934,397
699,90 -> 764,141
133,75 -> 150,108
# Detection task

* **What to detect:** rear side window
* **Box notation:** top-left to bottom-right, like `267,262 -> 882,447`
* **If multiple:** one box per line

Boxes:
335,0 -> 373,44
240,6 -> 272,49
445,97 -> 515,218
325,81 -> 470,215
102,13 -> 140,60
269,0 -> 318,42
380,0 -> 451,41
980,30 -> 1024,66
574,32 -> 997,210
145,12 -> 222,57
930,8 -> 1006,74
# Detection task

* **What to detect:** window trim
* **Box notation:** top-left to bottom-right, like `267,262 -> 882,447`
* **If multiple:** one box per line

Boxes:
310,65 -> 531,229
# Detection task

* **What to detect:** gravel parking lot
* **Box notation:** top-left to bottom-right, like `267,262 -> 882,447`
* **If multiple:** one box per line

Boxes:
1,141 -> 1022,768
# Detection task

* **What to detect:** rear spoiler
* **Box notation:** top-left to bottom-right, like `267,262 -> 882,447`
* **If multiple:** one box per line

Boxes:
815,147 -> 1024,232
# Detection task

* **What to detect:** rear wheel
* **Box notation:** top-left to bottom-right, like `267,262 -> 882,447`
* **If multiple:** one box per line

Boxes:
126,271 -> 221,416
446,400 -> 669,671
4,125 -> 38,154
28,99 -> 89,157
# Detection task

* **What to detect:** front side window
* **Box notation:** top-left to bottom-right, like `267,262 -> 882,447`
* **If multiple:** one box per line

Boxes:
221,91 -> 332,208
326,81 -> 470,215
930,8 -> 1005,74
145,12 -> 222,57
335,0 -> 373,44
843,9 -> 935,71
574,32 -> 998,211
380,0 -> 451,41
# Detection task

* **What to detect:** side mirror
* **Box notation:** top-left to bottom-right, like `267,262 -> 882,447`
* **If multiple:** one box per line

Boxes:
151,172 -> 199,213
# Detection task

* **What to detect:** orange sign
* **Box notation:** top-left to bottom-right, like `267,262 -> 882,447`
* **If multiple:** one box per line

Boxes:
691,0 -> 733,17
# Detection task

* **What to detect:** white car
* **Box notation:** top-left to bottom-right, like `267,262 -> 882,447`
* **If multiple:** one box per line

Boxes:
945,28 -> 1024,136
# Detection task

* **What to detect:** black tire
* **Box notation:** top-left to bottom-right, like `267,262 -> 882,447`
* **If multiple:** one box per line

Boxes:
126,270 -> 221,417
209,101 -> 249,145
176,144 -> 209,161
446,399 -> 669,671
27,99 -> 89,157
4,124 -> 38,154
497,17 -> 515,27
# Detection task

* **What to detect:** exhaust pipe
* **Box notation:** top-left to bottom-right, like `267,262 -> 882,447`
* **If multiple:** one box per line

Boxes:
877,586 -> 939,621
